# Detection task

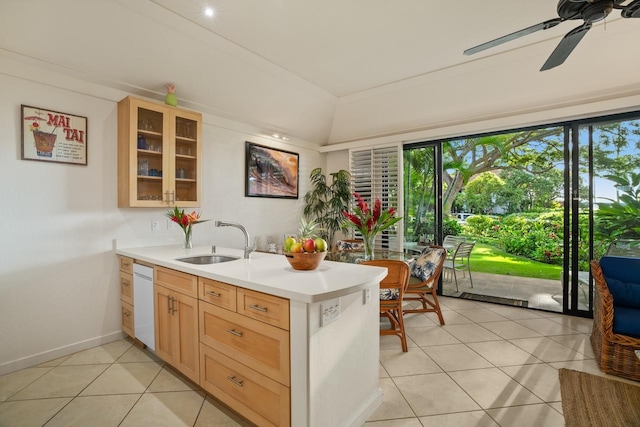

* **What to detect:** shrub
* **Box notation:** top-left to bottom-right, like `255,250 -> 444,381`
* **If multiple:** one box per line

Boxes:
443,217 -> 462,236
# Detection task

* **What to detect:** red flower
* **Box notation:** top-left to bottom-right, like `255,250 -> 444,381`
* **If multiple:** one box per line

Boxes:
341,192 -> 402,241
373,199 -> 381,222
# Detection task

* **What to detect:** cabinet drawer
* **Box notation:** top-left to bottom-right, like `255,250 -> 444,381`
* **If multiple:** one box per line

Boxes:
237,288 -> 289,330
120,272 -> 133,305
155,266 -> 197,297
200,344 -> 290,427
199,278 -> 236,311
119,256 -> 133,274
121,301 -> 134,337
199,303 -> 290,386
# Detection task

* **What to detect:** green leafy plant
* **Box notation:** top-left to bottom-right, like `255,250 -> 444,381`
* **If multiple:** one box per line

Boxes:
595,173 -> 640,239
303,168 -> 352,250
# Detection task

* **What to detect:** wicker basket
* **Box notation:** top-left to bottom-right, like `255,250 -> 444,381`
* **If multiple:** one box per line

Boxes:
590,259 -> 640,382
284,251 -> 326,271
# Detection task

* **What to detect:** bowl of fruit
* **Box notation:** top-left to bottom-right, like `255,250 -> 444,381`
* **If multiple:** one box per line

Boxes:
283,219 -> 328,271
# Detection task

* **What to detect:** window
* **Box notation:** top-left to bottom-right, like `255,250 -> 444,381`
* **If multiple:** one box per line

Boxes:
349,145 -> 403,250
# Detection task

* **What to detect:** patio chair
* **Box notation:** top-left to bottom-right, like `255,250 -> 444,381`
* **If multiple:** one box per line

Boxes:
362,259 -> 411,352
590,256 -> 640,381
443,241 -> 475,292
443,235 -> 466,255
403,245 -> 447,325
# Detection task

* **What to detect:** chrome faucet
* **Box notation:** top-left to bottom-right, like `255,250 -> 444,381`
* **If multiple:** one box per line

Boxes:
215,221 -> 256,259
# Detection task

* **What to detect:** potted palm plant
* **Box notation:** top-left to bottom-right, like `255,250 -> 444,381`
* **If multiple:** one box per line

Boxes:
303,168 -> 351,250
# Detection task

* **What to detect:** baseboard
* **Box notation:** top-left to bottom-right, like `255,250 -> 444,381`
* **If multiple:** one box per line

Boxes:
0,331 -> 125,376
346,387 -> 384,427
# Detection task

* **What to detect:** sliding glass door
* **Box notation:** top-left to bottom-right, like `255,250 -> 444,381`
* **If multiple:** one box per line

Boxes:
401,111 -> 640,316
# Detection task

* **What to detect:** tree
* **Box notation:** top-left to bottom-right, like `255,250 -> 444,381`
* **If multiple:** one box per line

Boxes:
404,147 -> 436,238
497,168 -> 564,213
441,128 -> 564,215
456,172 -> 505,214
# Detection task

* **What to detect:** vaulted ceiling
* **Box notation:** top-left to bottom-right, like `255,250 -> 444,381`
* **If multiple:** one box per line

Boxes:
2,0 -> 640,145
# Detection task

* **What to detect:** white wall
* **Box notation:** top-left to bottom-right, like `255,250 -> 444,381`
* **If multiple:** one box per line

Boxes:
0,65 -> 324,374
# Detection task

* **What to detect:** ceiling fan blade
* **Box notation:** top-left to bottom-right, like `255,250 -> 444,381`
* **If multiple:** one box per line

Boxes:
464,18 -> 563,56
621,0 -> 640,18
540,22 -> 592,71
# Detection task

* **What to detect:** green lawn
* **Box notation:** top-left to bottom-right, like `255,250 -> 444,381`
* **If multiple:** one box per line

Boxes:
469,242 -> 562,280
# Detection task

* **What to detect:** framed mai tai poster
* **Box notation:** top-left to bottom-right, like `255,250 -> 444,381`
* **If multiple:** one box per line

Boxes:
245,141 -> 299,199
21,105 -> 88,165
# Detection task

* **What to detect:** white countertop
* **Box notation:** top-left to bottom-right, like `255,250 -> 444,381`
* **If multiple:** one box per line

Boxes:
116,244 -> 387,303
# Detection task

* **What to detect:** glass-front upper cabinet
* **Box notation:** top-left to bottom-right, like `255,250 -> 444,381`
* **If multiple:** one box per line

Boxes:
118,96 -> 201,208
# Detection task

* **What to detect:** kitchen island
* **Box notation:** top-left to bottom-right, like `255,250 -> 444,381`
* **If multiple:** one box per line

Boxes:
116,244 -> 387,427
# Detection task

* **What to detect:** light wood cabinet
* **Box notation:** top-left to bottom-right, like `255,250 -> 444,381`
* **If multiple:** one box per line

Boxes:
117,96 -> 201,208
154,266 -> 199,383
199,302 -> 290,386
118,256 -> 134,337
198,277 -> 291,426
200,344 -> 290,427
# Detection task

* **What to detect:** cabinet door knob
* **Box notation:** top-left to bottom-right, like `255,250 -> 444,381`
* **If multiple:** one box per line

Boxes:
248,304 -> 268,313
206,290 -> 221,297
226,329 -> 243,337
226,376 -> 244,387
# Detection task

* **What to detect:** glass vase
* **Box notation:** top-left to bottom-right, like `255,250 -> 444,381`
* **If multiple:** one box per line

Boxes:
363,233 -> 375,261
184,226 -> 193,249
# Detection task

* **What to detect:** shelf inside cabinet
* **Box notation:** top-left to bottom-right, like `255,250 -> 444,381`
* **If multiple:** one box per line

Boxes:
176,135 -> 197,143
138,149 -> 163,156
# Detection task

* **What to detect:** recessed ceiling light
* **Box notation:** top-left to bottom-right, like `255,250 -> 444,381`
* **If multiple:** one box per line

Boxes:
204,7 -> 214,17
272,133 -> 280,138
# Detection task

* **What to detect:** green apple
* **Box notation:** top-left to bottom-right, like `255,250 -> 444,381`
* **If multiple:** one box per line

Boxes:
284,236 -> 296,252
314,238 -> 327,252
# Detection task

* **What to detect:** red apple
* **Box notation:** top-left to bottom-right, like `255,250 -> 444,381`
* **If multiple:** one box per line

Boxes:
302,238 -> 316,253
290,242 -> 304,253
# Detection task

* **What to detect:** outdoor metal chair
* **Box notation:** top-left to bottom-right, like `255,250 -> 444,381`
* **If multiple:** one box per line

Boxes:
443,241 -> 476,292
442,235 -> 466,260
362,259 -> 411,352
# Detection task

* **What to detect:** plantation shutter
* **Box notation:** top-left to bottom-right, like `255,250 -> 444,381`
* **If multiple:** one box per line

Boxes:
349,145 -> 403,251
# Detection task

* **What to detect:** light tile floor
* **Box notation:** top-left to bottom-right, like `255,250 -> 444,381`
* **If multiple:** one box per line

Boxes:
0,296 -> 635,426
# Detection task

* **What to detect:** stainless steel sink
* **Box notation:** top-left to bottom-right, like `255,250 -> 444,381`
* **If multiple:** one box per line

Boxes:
176,255 -> 240,265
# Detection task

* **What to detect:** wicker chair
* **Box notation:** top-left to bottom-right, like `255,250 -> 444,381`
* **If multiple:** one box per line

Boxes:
590,257 -> 640,382
403,245 -> 447,325
362,259 -> 411,352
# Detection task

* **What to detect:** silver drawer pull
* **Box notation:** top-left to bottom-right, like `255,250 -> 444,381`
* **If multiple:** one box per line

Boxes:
226,329 -> 243,337
248,304 -> 268,312
227,376 -> 244,387
206,290 -> 221,297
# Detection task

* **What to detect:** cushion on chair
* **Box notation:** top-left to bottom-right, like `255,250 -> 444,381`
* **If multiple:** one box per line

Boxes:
600,256 -> 640,284
606,278 -> 640,308
380,288 -> 400,300
337,240 -> 365,251
409,247 -> 445,284
612,306 -> 640,338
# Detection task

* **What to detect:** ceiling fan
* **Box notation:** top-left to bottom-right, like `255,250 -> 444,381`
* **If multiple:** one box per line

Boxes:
464,0 -> 640,71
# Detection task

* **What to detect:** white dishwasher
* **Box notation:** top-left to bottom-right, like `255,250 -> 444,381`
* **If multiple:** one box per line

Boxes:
133,263 -> 155,351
